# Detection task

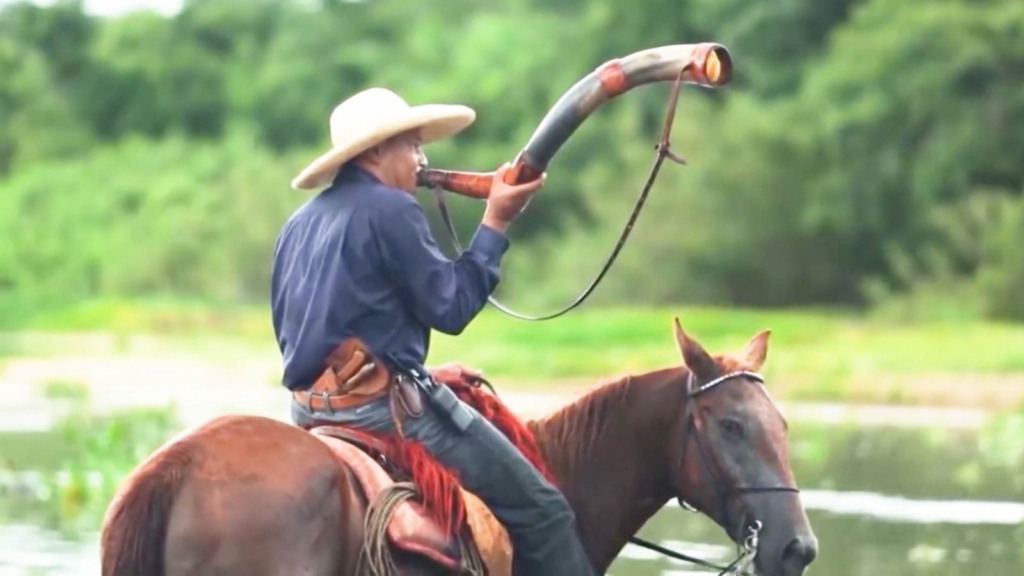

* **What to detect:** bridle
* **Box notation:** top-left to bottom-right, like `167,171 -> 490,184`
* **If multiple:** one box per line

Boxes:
678,370 -> 801,530
628,370 -> 801,574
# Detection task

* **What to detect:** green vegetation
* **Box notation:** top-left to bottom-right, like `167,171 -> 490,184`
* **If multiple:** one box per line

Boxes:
38,379 -> 90,402
432,305 -> 1024,380
0,0 -> 1021,417
1,0 -> 1023,323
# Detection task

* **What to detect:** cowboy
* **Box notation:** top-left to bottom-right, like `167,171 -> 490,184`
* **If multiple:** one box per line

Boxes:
271,87 -> 595,576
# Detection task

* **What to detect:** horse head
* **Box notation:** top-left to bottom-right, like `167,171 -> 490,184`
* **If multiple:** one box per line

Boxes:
668,317 -> 818,576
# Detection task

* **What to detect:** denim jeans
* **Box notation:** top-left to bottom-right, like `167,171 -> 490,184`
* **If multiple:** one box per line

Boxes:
291,384 -> 595,576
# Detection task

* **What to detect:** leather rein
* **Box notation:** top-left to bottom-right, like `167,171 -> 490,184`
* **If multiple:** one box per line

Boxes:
629,370 -> 801,574
432,66 -> 689,321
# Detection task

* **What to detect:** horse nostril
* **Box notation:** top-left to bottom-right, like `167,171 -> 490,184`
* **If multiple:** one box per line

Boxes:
782,536 -> 818,567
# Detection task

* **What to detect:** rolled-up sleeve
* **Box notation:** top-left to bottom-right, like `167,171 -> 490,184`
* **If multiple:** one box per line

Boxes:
372,194 -> 509,334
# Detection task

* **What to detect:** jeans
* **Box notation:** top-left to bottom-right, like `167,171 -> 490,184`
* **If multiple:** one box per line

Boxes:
291,383 -> 595,576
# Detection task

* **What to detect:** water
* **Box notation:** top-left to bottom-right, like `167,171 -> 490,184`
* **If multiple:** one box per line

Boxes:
610,492 -> 1024,575
1,417 -> 1022,575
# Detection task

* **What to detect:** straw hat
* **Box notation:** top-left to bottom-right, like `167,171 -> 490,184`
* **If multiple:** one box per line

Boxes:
290,87 -> 476,190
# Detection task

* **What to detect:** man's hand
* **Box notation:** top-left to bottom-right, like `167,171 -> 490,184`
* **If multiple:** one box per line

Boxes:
482,162 -> 546,232
429,362 -> 484,386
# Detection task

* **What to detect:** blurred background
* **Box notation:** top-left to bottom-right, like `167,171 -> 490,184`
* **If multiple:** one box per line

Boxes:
0,0 -> 1022,574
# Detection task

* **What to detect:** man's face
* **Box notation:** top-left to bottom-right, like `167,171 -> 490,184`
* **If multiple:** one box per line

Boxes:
379,131 -> 426,192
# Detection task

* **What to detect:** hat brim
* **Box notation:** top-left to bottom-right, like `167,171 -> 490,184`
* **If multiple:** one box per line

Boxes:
290,104 -> 475,190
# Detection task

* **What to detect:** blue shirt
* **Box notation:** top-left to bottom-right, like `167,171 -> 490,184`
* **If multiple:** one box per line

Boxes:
271,164 -> 510,390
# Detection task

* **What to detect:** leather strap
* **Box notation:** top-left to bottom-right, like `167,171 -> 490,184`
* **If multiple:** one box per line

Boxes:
310,424 -> 390,454
432,65 -> 691,321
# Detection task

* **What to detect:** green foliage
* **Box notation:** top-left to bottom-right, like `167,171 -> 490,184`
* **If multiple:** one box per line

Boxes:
866,191 -> 1024,322
0,132 -> 310,307
1,0 -> 1023,321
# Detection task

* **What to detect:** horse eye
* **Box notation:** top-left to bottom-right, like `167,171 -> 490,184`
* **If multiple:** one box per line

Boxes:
719,418 -> 744,438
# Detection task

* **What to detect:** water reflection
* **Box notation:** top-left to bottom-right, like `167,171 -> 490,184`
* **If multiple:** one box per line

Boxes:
0,525 -> 98,576
800,489 -> 1024,525
1,414 -> 1022,575
612,499 -> 1024,575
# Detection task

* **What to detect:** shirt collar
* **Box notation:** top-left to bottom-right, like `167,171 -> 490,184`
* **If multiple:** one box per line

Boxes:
332,162 -> 383,188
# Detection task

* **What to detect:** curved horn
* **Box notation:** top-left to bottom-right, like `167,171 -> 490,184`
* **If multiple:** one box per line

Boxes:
416,42 -> 732,198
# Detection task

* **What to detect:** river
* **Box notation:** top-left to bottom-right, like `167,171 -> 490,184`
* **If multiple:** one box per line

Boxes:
1,406 -> 1022,575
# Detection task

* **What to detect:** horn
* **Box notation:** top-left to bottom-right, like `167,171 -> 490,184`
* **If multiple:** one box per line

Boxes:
416,42 -> 732,199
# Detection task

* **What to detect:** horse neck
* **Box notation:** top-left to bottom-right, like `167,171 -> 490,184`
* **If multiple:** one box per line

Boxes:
529,366 -> 687,571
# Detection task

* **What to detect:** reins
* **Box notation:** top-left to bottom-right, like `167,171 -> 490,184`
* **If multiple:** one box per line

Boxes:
627,521 -> 762,575
432,65 -> 691,321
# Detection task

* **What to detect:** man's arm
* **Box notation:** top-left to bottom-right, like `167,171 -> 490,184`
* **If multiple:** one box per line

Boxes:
374,194 -> 508,335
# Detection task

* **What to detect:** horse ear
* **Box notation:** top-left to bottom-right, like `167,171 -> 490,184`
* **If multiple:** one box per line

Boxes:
741,329 -> 771,371
673,316 -> 717,380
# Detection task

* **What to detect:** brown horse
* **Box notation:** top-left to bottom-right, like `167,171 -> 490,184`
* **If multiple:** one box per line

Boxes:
100,318 -> 817,576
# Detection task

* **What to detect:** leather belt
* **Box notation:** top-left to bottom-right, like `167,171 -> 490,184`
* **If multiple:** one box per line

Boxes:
292,369 -> 393,412
291,337 -> 395,413
290,336 -> 430,425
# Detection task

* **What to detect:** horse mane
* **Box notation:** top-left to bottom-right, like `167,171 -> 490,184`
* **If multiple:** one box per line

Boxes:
100,439 -> 196,576
529,376 -> 632,472
528,366 -> 685,481
527,353 -> 751,480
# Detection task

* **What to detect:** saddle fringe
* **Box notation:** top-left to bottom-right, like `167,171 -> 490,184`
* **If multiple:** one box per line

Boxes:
365,433 -> 466,538
446,380 -> 556,485
362,380 -> 554,538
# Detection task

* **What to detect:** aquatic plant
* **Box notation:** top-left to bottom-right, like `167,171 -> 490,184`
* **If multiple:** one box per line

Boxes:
0,404 -> 181,537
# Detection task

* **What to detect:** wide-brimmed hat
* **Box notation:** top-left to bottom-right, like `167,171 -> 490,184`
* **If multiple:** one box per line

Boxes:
290,87 -> 476,190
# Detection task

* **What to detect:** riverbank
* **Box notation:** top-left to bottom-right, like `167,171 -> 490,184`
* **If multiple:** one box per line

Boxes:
0,347 -> 1011,433
2,301 -> 1023,428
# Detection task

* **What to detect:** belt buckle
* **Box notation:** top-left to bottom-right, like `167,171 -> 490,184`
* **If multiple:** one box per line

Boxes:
320,389 -> 333,415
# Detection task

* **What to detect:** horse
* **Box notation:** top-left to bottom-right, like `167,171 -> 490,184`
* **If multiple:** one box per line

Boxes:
100,317 -> 818,576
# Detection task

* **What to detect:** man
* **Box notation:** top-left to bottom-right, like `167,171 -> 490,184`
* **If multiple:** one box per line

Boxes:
271,87 -> 595,576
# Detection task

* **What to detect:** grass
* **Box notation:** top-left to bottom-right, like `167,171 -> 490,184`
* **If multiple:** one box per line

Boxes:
429,304 -> 1024,376
38,380 -> 90,402
3,298 -> 1024,405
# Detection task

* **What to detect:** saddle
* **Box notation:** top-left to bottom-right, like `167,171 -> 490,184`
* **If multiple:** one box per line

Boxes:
311,424 -> 512,576
294,338 -> 511,575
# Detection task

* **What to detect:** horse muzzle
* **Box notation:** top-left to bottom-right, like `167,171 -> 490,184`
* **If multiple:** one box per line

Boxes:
753,517 -> 818,576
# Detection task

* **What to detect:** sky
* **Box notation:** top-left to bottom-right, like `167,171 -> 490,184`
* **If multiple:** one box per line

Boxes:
0,0 -> 184,17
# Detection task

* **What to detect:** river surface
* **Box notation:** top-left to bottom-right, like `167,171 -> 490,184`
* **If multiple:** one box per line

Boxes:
1,411 -> 1022,575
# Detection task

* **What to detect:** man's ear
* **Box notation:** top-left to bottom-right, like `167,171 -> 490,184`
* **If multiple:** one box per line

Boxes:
354,144 -> 385,167
363,145 -> 383,164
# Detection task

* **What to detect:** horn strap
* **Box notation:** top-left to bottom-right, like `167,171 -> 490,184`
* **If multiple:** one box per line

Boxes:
420,43 -> 734,321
